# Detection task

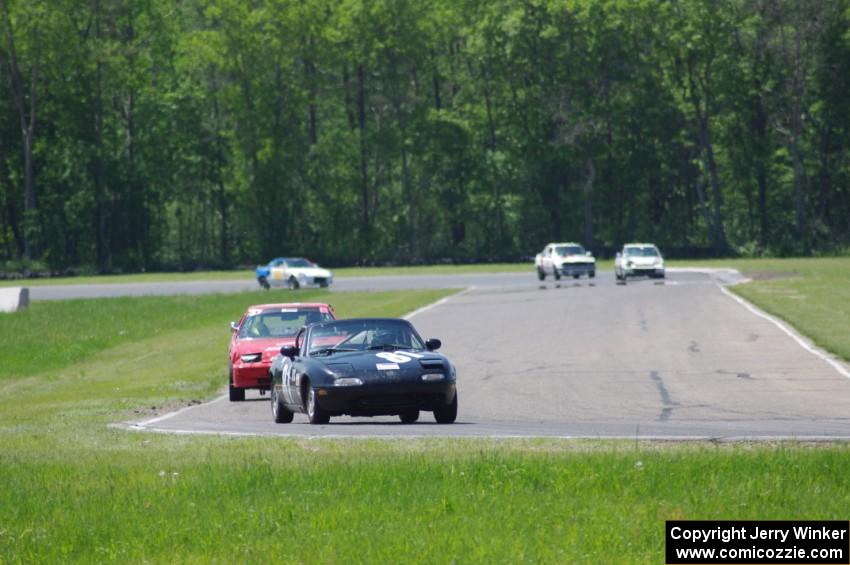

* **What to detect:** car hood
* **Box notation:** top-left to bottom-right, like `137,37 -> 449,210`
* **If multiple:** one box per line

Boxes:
235,337 -> 297,362
318,350 -> 449,374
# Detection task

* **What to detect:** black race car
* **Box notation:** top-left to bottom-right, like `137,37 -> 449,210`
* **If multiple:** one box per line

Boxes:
269,318 -> 457,425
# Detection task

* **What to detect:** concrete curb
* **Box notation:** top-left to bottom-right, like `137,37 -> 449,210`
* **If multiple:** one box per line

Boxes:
0,287 -> 29,312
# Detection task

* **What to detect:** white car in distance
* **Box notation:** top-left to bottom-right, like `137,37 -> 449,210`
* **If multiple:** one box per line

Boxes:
535,242 -> 596,280
614,243 -> 665,281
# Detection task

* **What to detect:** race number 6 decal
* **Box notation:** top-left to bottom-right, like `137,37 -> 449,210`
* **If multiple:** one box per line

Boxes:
375,351 -> 425,364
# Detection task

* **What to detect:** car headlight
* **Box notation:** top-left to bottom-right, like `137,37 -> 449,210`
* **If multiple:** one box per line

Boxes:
240,353 -> 261,363
334,377 -> 363,387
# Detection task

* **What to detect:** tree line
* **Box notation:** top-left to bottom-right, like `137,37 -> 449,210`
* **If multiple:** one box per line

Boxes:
1,0 -> 848,272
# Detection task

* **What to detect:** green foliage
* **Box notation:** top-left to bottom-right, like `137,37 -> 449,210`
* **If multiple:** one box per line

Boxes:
1,0 -> 849,270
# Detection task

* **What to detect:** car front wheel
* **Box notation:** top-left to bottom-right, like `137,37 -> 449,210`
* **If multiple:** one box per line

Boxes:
305,386 -> 330,425
537,268 -> 545,281
433,393 -> 457,424
228,371 -> 245,401
399,409 -> 419,424
287,276 -> 300,290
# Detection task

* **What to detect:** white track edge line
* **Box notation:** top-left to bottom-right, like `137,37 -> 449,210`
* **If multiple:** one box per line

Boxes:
403,287 -> 475,320
718,284 -> 850,380
134,394 -> 228,427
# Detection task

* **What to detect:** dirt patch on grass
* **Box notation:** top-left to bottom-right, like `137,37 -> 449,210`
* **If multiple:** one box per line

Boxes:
743,270 -> 798,281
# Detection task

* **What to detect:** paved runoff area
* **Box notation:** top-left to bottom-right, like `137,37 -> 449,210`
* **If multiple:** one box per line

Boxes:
127,270 -> 850,440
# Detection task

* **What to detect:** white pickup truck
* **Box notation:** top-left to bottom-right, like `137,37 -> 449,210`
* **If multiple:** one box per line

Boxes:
535,242 -> 596,280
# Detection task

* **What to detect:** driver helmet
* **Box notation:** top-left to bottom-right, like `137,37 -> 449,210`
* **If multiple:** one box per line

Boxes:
371,327 -> 401,347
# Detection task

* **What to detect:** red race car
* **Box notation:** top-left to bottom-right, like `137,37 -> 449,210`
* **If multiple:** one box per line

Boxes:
228,303 -> 336,401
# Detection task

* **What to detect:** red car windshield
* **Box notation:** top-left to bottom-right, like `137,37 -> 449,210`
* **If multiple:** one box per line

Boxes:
239,309 -> 333,339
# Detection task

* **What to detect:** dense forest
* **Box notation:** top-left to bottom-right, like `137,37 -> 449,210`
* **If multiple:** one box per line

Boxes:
1,0 -> 849,271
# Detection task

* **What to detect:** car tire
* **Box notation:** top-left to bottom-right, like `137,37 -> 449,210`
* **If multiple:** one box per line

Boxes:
573,274 -> 580,279
258,276 -> 270,290
589,271 -> 596,279
433,393 -> 458,424
287,276 -> 300,290
319,280 -> 329,288
553,268 -> 561,281
305,386 -> 330,425
399,409 -> 419,424
271,386 -> 293,423
537,268 -> 545,281
228,372 -> 245,402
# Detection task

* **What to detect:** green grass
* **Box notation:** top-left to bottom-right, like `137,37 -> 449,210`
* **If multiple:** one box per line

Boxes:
2,437 -> 848,563
2,261 -> 850,562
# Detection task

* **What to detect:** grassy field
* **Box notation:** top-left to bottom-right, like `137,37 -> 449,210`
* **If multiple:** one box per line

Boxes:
2,261 -> 850,562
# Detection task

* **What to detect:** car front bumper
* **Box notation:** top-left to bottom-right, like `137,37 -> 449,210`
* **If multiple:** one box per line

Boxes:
315,381 -> 456,416
558,263 -> 595,276
232,362 -> 272,389
623,267 -> 665,277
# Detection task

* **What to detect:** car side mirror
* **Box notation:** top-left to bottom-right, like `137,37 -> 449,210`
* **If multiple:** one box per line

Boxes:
425,338 -> 441,351
616,252 -> 621,259
280,345 -> 298,358
585,251 -> 592,257
230,321 -> 239,332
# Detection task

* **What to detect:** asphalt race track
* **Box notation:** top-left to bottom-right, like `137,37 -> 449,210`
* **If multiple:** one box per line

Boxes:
125,271 -> 850,440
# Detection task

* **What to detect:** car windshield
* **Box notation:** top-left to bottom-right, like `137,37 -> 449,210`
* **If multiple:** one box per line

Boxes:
308,319 -> 425,355
286,258 -> 313,268
624,247 -> 659,257
239,308 -> 333,339
554,245 -> 585,256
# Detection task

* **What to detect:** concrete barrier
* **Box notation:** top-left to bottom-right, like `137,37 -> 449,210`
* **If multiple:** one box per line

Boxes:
0,287 -> 29,313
